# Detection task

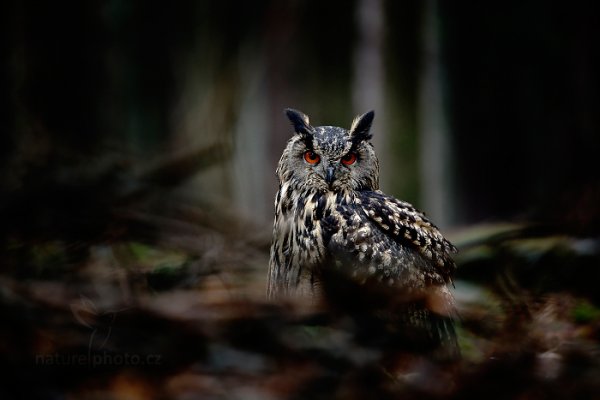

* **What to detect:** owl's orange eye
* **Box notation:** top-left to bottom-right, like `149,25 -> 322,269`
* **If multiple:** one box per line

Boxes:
303,150 -> 320,164
341,152 -> 357,165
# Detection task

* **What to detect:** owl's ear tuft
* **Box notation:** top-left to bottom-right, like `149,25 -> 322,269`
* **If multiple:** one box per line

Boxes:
284,108 -> 313,136
349,111 -> 375,143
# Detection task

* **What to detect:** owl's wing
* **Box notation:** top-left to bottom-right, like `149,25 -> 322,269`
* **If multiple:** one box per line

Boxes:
321,191 -> 459,359
321,190 -> 457,288
356,190 -> 457,283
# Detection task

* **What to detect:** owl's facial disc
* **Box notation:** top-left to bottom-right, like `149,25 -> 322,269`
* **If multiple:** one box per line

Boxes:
298,126 -> 360,190
281,108 -> 379,192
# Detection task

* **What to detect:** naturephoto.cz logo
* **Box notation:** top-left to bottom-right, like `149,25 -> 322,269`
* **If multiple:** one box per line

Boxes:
35,296 -> 162,367
35,351 -> 162,367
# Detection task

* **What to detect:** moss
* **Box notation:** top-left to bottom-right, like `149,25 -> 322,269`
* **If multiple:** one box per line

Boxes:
572,300 -> 600,324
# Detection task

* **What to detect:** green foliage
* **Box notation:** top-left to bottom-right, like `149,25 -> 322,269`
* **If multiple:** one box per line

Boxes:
572,300 -> 600,324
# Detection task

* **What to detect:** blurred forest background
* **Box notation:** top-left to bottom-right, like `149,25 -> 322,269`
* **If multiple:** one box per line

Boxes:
1,1 -> 599,399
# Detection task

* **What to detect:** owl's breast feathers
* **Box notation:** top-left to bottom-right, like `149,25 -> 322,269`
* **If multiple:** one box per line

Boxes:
268,187 -> 457,298
268,187 -> 460,356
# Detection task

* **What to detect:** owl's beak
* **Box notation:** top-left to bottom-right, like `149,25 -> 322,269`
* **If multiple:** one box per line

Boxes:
325,165 -> 336,185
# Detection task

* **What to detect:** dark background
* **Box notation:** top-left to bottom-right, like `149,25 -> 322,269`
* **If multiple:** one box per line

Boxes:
3,0 -> 598,231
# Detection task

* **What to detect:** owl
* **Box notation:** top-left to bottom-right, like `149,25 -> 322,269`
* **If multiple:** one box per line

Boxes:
268,108 -> 458,356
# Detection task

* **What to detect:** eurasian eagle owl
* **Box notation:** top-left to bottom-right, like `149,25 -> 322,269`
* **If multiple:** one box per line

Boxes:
268,108 -> 458,356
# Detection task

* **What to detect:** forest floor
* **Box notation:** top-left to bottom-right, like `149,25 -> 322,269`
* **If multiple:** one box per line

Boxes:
1,203 -> 600,399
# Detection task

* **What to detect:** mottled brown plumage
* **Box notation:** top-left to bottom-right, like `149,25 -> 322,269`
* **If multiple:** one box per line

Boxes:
268,108 -> 458,357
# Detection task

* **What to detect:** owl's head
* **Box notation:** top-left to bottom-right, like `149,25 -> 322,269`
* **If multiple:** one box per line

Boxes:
277,108 -> 379,193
